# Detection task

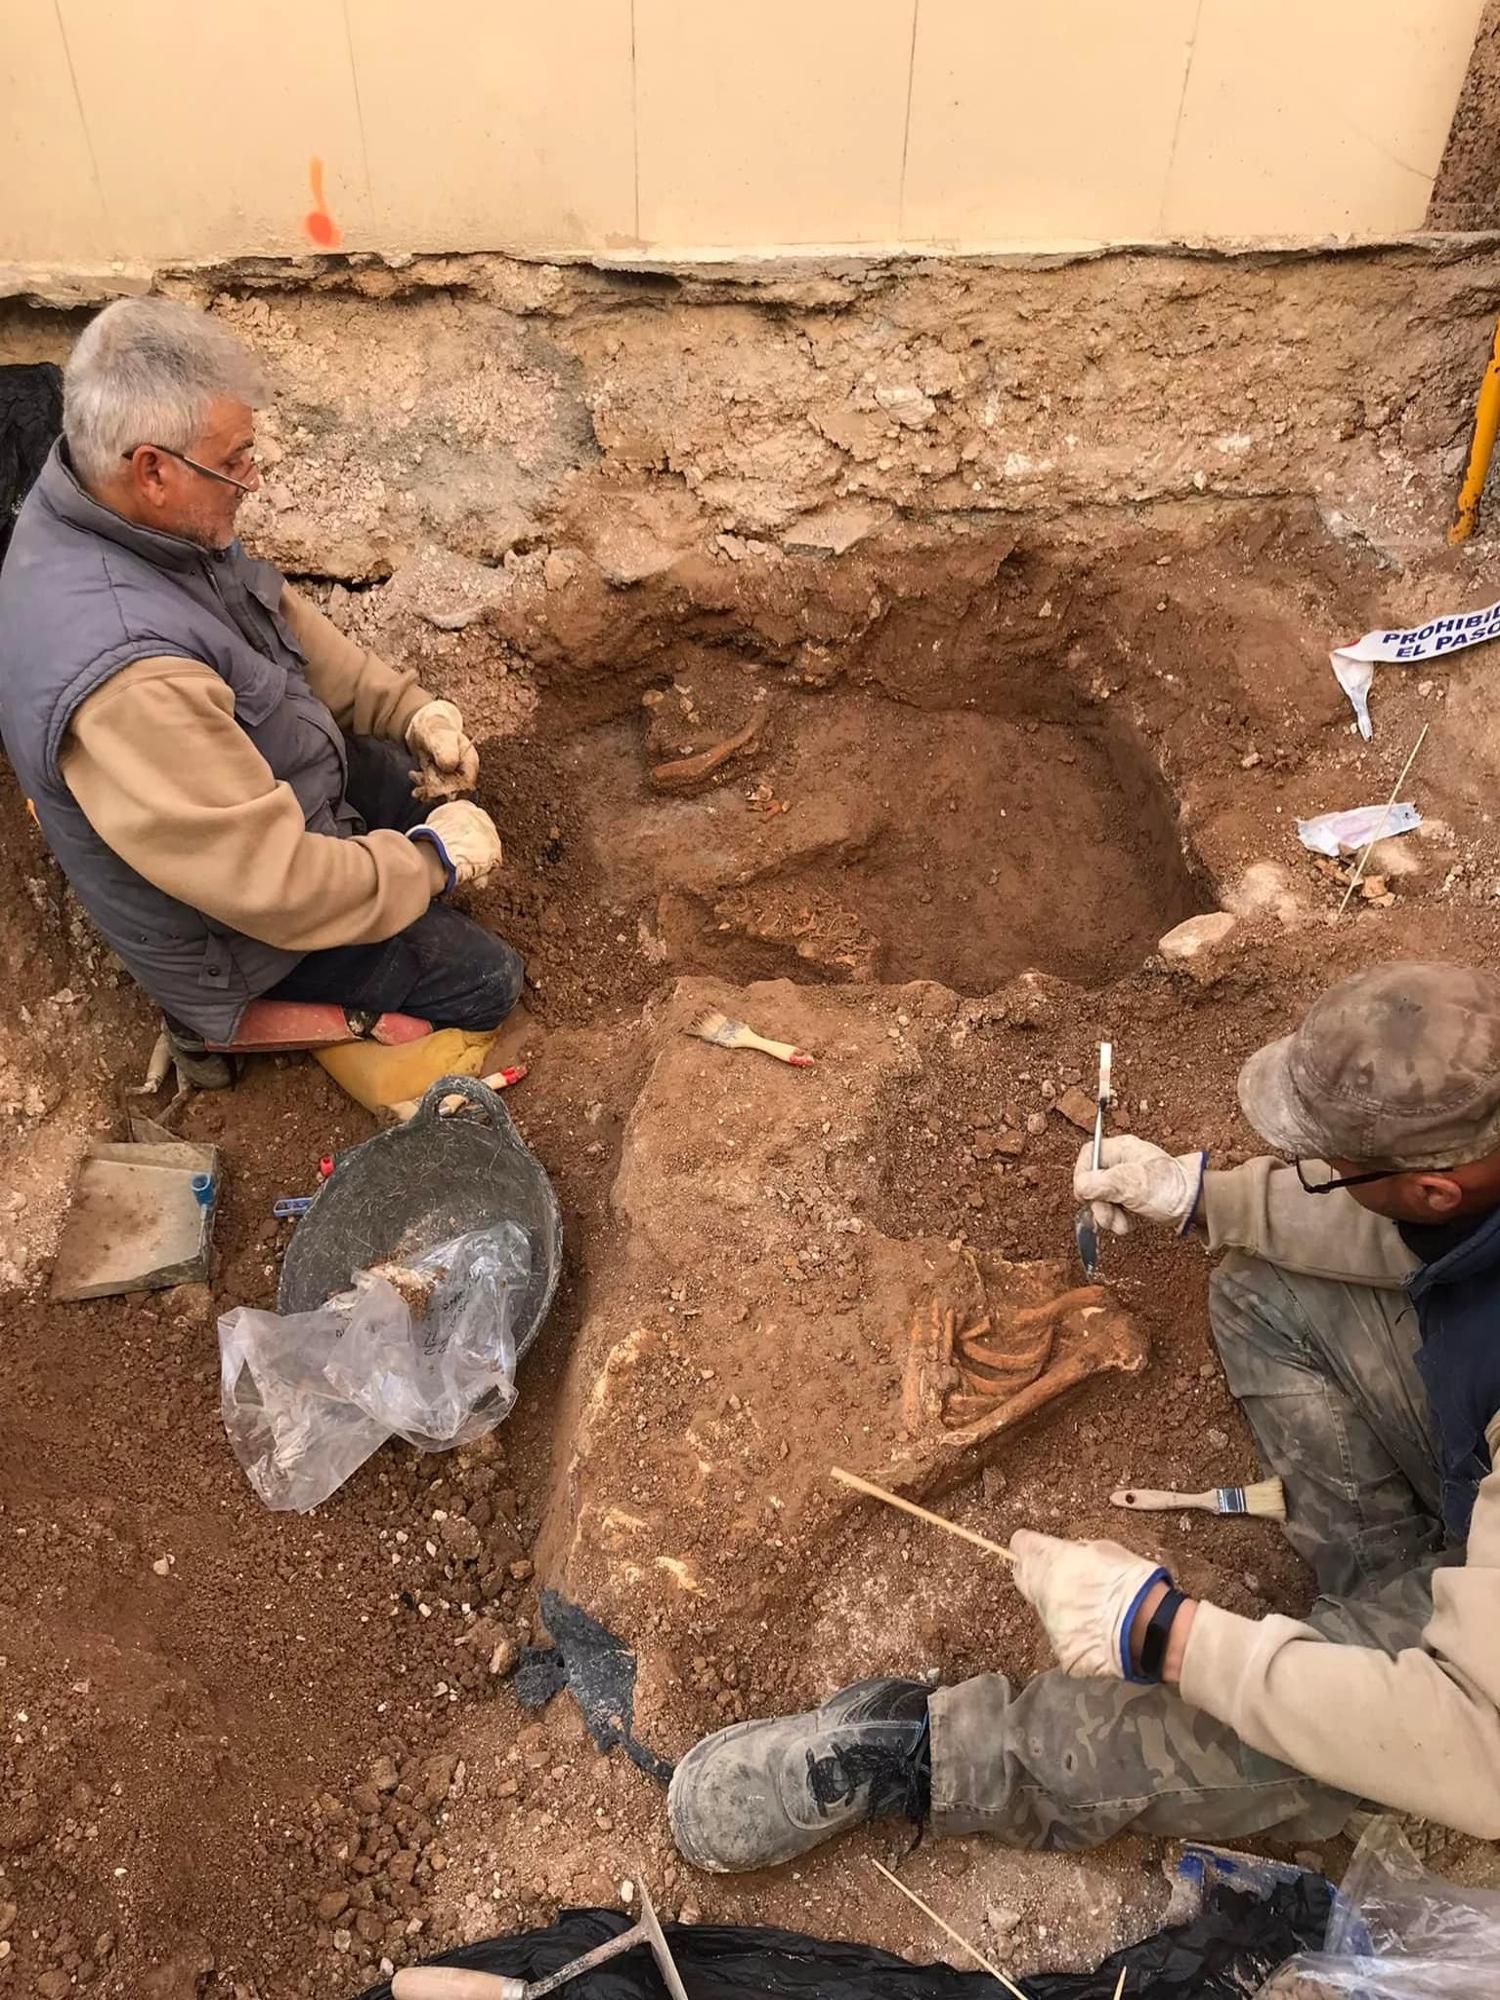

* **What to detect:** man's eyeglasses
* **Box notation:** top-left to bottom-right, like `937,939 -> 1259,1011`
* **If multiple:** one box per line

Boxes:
1294,1159 -> 1449,1195
121,442 -> 256,494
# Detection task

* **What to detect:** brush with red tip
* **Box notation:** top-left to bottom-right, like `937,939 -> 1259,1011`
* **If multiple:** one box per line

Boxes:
684,1007 -> 814,1067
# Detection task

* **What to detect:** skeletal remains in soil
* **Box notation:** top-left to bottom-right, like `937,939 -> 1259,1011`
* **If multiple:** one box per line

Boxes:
897,1253 -> 1148,1470
902,1296 -> 1060,1432
650,714 -> 763,792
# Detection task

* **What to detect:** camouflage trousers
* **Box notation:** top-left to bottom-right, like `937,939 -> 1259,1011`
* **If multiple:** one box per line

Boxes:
929,1251 -> 1454,1849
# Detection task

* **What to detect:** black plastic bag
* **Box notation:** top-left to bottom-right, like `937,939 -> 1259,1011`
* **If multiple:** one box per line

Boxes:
357,1849 -> 1331,1999
513,1590 -> 673,1785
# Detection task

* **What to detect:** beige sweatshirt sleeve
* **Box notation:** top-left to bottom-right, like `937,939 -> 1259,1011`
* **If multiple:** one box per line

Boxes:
1200,1157 -> 1418,1289
1178,1416 -> 1500,1838
277,583 -> 432,742
60,656 -> 446,952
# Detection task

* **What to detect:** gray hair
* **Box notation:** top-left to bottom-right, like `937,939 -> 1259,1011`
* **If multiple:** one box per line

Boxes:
63,297 -> 268,487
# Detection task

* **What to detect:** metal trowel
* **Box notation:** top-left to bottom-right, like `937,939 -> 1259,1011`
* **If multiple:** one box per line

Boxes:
1073,1040 -> 1112,1279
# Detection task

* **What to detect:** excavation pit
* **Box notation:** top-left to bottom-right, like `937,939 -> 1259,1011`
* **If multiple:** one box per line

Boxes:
12,486 -> 1500,1999
477,630 -> 1209,1013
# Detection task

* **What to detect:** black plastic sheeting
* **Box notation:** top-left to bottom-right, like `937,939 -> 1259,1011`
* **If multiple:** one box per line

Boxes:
0,362 -> 62,566
513,1590 -> 674,1785
357,1852 -> 1331,1999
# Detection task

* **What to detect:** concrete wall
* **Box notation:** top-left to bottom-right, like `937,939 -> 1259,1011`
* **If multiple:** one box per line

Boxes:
1,0 -> 1486,271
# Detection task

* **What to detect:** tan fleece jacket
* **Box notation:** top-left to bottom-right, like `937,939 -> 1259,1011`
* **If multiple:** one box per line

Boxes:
59,584 -> 446,953
1180,1160 -> 1500,1836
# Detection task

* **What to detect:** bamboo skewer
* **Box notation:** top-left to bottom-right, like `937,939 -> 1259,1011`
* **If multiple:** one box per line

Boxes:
870,1861 -> 1030,2000
1113,1970 -> 1127,2000
1335,724 -> 1428,919
830,1466 -> 1015,1564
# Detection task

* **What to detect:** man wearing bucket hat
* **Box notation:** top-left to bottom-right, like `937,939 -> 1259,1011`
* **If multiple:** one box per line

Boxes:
669,962 -> 1500,1872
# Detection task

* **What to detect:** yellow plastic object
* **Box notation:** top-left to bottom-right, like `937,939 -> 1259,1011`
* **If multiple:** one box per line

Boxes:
315,1027 -> 493,1114
1450,315 -> 1500,545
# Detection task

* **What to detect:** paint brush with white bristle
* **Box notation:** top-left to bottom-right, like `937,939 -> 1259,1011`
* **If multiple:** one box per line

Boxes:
1110,1478 -> 1286,1520
684,1007 -> 813,1066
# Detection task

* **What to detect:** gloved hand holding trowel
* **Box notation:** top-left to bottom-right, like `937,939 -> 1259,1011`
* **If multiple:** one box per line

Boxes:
1073,1132 -> 1208,1237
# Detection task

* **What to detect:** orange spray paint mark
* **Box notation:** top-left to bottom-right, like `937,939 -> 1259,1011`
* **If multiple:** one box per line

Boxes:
303,157 -> 341,248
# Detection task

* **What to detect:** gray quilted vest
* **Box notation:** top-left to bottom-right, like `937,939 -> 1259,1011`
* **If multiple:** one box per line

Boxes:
0,442 -> 360,1039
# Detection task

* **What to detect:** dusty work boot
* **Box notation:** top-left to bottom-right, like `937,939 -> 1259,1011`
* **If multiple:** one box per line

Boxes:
164,1020 -> 233,1092
669,1677 -> 931,1873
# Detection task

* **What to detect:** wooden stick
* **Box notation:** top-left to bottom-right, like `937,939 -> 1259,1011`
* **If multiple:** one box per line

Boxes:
1335,723 -> 1428,919
870,1860 -> 1030,2000
1112,1969 -> 1127,2000
830,1466 -> 1015,1564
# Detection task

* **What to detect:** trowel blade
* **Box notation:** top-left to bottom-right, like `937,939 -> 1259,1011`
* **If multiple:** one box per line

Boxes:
1074,1204 -> 1099,1279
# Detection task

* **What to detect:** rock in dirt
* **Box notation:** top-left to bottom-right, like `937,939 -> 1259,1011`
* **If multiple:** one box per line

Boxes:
369,1753 -> 400,1793
439,1514 -> 483,1561
781,501 -> 889,556
1158,911 -> 1237,961
415,1753 -> 457,1811
1052,1085 -> 1098,1131
1366,836 -> 1422,878
1222,860 -> 1302,925
140,1938 -> 215,1999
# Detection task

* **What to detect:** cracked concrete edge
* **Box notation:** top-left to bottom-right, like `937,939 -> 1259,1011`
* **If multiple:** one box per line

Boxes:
12,230 -> 1500,312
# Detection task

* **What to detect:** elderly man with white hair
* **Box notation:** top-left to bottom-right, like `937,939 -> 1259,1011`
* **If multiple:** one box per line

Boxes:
0,296 -> 519,1084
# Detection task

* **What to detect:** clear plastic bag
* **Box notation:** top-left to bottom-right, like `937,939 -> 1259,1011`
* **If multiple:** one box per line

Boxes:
1254,1818 -> 1500,1998
218,1222 -> 530,1512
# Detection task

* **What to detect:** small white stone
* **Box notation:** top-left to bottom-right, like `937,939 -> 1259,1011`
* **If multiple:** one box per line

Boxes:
1158,912 -> 1236,962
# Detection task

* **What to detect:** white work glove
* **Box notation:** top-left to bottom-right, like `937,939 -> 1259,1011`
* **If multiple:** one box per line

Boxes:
1011,1529 -> 1169,1681
414,801 -> 503,891
406,699 -> 479,801
1073,1133 -> 1206,1237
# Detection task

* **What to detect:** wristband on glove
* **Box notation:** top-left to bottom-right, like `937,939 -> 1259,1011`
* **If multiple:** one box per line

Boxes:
1133,1584 -> 1186,1684
1176,1151 -> 1209,1236
408,824 -> 456,896
1119,1565 -> 1172,1680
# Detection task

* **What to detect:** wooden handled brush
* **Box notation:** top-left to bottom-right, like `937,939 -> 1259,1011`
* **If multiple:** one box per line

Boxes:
685,1007 -> 813,1066
1110,1478 -> 1286,1519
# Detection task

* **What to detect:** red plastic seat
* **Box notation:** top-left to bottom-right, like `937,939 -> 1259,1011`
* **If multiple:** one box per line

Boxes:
202,1001 -> 433,1054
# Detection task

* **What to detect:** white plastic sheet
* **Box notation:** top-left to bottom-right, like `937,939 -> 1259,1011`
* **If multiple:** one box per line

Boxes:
1295,802 -> 1422,858
218,1222 -> 529,1511
1254,1818 -> 1500,1998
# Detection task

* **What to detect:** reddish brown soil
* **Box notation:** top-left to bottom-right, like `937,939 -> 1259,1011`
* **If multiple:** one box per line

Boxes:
5,508 -> 1500,1998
